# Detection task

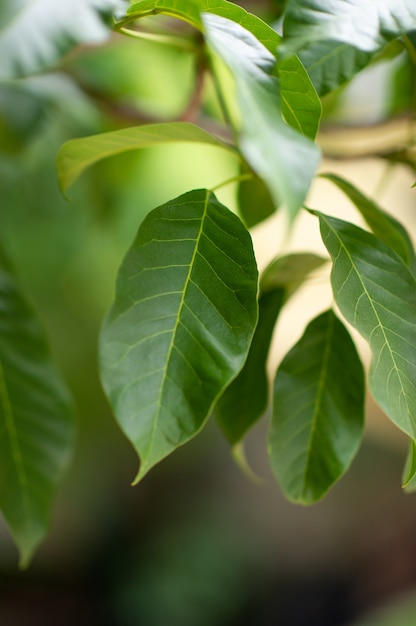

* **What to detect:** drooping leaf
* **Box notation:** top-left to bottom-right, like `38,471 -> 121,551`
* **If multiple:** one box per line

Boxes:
281,0 -> 416,57
237,171 -> 276,228
57,122 -> 237,193
315,211 -> 416,441
0,245 -> 75,567
202,12 -> 320,220
0,0 -> 125,80
298,42 -> 372,96
100,189 -> 258,482
269,309 -> 364,503
216,253 -> 326,445
322,173 -> 416,267
402,439 -> 416,492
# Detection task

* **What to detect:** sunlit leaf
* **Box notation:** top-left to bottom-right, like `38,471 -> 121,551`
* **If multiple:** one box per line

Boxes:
281,0 -> 416,57
57,122 -> 236,193
315,211 -> 416,441
216,253 -> 326,445
100,189 -> 258,482
0,245 -> 75,567
322,173 -> 416,267
269,309 -> 364,503
202,13 -> 320,220
0,0 -> 125,80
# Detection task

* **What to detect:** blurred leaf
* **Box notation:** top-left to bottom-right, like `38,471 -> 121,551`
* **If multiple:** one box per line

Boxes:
315,211 -> 416,442
322,173 -> 416,267
402,439 -> 416,491
281,0 -> 416,57
202,13 -> 320,220
0,244 -> 75,567
0,0 -> 125,80
57,122 -> 237,192
216,253 -> 326,445
100,189 -> 258,482
237,172 -> 276,228
269,309 -> 364,503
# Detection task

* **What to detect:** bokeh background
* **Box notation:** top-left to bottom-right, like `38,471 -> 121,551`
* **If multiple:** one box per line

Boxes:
1,1 -> 416,624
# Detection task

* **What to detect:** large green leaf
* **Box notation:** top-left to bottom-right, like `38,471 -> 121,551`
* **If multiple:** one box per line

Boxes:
100,189 -> 258,482
269,309 -> 364,503
281,0 -> 416,57
216,253 -> 326,446
315,211 -> 416,441
202,13 -> 320,220
0,0 -> 124,80
57,122 -> 236,193
0,245 -> 75,567
123,1 -> 321,139
322,173 -> 416,267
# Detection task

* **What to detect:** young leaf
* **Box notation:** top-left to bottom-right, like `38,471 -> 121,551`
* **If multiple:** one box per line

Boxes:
57,122 -> 237,193
100,189 -> 258,482
0,246 -> 75,567
202,12 -> 320,220
216,253 -> 327,445
281,0 -> 416,57
0,0 -> 124,80
269,309 -> 365,504
322,173 -> 416,267
315,211 -> 416,441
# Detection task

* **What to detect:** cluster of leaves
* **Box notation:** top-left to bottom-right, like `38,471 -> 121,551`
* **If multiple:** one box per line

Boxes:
1,0 -> 416,566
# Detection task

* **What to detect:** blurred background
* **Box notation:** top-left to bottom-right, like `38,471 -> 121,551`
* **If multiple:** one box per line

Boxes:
1,1 -> 416,624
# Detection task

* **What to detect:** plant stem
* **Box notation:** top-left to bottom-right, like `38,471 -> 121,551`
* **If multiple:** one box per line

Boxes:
403,35 -> 416,67
211,172 -> 253,192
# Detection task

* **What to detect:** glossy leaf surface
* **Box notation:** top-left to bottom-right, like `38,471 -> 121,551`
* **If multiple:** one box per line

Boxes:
202,13 -> 320,220
57,122 -> 236,193
0,0 -> 124,80
269,309 -> 364,503
216,253 -> 326,445
316,212 -> 416,440
281,0 -> 416,56
322,173 -> 416,267
0,246 -> 75,566
100,189 -> 258,482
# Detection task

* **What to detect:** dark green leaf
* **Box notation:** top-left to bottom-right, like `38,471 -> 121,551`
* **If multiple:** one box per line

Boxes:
0,245 -> 75,567
57,122 -> 237,193
237,172 -> 276,228
0,0 -> 124,80
322,173 -> 416,267
202,13 -> 320,220
216,253 -> 326,445
100,189 -> 258,482
315,211 -> 416,441
281,0 -> 416,57
269,309 -> 365,503
402,439 -> 416,492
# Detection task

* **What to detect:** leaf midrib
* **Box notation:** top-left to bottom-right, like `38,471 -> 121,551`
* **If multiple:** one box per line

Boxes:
143,190 -> 210,472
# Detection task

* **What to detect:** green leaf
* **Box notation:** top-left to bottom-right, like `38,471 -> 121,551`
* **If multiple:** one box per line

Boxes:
315,211 -> 416,441
281,0 -> 416,57
0,245 -> 75,567
100,189 -> 258,482
269,309 -> 365,503
202,12 -> 320,220
402,439 -> 416,492
0,0 -> 124,80
216,253 -> 326,445
298,42 -> 372,96
237,172 -> 276,229
57,122 -> 236,193
322,173 -> 416,267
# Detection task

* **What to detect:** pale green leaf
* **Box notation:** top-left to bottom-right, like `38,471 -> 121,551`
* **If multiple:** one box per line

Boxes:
315,211 -> 416,441
57,122 -> 236,193
100,189 -> 258,482
202,12 -> 320,220
0,0 -> 124,80
322,173 -> 416,267
0,245 -> 75,567
269,309 -> 365,503
216,253 -> 326,445
281,0 -> 416,57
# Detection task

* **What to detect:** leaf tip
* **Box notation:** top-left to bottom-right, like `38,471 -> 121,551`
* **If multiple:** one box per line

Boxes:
232,443 -> 264,485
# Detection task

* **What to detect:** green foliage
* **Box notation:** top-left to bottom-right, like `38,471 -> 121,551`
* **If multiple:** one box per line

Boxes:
1,0 -> 416,564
